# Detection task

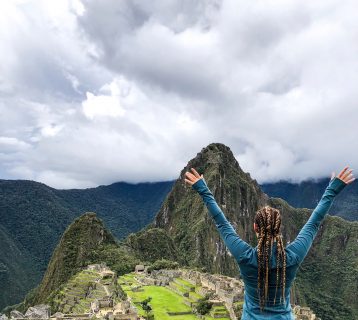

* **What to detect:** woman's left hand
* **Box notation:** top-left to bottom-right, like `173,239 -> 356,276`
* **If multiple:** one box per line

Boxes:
184,168 -> 203,185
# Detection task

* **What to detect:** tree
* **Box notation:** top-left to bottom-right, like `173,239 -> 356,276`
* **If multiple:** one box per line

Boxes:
140,296 -> 154,320
195,294 -> 213,315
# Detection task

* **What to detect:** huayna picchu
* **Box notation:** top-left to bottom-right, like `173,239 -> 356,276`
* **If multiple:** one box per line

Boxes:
1,143 -> 357,320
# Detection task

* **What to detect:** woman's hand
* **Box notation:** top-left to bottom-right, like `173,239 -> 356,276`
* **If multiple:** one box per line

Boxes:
184,168 -> 203,185
331,166 -> 355,184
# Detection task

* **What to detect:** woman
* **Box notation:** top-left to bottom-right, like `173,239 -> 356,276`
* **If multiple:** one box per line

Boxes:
184,166 -> 355,319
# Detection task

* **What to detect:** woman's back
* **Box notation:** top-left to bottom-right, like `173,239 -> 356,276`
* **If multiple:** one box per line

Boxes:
238,244 -> 300,319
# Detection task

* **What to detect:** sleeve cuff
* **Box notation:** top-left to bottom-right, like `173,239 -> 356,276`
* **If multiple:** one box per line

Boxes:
192,178 -> 208,193
328,177 -> 347,194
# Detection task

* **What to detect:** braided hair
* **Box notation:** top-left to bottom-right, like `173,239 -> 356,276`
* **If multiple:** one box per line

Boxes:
254,205 -> 286,311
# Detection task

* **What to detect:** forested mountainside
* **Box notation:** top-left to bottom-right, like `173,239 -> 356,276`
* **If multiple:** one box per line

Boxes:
0,226 -> 38,310
261,178 -> 357,221
2,212 -> 139,313
0,179 -> 173,309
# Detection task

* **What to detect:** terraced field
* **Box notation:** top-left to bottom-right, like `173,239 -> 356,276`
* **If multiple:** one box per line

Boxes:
118,272 -> 231,320
49,269 -> 114,314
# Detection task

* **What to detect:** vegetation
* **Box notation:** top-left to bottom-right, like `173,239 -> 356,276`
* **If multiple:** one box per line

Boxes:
140,297 -> 154,320
147,259 -> 179,272
0,179 -> 173,309
233,301 -> 243,318
195,294 -> 213,315
125,228 -> 180,263
9,213 -> 141,313
118,272 -> 229,320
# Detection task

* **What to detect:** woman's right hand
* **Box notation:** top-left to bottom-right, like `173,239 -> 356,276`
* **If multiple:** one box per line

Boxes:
331,166 -> 355,184
184,168 -> 204,186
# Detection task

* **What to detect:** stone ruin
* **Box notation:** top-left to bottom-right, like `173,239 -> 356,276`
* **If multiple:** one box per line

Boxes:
293,305 -> 321,320
130,268 -> 324,320
140,268 -> 244,319
87,263 -> 111,274
3,305 -> 51,320
2,265 -> 138,320
1,265 -> 323,320
152,269 -> 244,304
91,298 -> 138,320
3,306 -> 94,320
90,297 -> 114,313
134,265 -> 144,273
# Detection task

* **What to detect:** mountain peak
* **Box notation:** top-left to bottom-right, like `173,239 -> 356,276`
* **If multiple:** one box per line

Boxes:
182,142 -> 257,187
153,143 -> 268,274
30,212 -> 116,305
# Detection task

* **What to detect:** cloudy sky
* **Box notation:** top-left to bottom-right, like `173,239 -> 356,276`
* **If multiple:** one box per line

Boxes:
0,0 -> 357,188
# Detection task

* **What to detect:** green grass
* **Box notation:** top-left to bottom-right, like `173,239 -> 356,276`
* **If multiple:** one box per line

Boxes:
175,278 -> 195,288
170,282 -> 189,294
211,305 -> 229,317
189,291 -> 203,300
126,285 -> 195,319
119,272 -> 230,320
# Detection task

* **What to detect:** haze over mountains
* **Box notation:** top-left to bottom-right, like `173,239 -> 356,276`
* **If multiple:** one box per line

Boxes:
1,143 -> 357,320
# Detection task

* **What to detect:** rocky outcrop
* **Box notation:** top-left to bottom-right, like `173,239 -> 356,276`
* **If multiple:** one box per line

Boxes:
8,305 -> 51,320
24,305 -> 50,319
50,312 -> 63,319
9,310 -> 24,319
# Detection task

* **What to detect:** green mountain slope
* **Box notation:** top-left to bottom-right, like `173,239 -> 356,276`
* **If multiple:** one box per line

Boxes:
5,212 -> 139,313
0,226 -> 38,310
0,179 -> 173,309
32,212 -> 117,303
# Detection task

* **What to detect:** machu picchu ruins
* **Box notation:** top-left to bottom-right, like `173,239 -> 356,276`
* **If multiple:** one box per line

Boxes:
1,263 -> 320,320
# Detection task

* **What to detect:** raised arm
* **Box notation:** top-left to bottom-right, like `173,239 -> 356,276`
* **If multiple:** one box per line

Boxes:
286,166 -> 354,264
185,168 -> 252,263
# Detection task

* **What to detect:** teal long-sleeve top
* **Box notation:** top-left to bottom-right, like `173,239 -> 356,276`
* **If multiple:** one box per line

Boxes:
191,176 -> 347,320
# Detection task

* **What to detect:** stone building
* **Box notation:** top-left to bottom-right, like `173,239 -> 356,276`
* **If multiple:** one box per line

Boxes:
134,265 -> 145,273
293,305 -> 320,320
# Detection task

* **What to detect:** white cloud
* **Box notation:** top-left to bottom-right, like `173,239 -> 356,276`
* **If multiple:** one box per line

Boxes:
0,137 -> 31,152
0,0 -> 357,188
82,92 -> 125,119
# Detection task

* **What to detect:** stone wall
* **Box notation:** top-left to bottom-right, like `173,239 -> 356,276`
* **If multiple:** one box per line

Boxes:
293,305 -> 320,320
145,269 -> 244,320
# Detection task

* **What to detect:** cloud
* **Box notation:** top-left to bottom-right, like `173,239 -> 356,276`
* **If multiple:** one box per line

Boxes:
0,0 -> 357,188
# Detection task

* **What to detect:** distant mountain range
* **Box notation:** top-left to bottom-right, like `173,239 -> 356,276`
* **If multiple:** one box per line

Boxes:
0,179 -> 173,309
261,178 -> 358,221
1,143 -> 357,319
